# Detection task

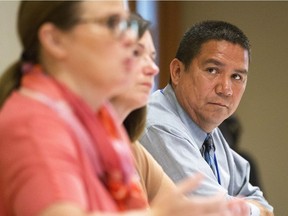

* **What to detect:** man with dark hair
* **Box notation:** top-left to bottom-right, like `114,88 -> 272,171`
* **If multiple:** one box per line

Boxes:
140,20 -> 273,215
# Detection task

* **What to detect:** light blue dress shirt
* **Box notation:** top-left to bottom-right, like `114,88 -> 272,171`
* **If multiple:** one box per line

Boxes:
140,84 -> 273,214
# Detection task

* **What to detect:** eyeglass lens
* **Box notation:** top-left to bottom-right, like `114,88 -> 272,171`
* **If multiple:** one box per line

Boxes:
108,15 -> 139,40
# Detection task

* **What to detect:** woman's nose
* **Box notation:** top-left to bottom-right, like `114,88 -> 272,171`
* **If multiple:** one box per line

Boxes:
144,60 -> 159,76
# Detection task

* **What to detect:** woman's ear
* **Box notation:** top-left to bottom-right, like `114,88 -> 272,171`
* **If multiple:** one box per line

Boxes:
38,23 -> 67,59
170,58 -> 184,87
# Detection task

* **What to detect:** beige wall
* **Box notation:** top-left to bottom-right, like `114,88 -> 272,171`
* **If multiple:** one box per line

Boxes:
0,1 -> 20,74
181,2 -> 288,215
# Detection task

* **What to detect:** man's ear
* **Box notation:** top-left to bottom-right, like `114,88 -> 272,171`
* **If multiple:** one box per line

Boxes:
170,58 -> 184,87
38,23 -> 67,59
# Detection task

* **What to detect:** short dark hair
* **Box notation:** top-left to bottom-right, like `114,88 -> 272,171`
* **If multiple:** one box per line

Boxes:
175,20 -> 251,70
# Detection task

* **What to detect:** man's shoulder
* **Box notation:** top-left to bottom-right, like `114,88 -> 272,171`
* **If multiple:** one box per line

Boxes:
145,91 -> 191,140
147,91 -> 179,125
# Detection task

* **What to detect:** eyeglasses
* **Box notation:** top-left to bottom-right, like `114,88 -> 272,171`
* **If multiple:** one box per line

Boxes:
75,14 -> 140,40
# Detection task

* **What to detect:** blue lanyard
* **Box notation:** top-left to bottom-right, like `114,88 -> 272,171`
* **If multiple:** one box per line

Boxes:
213,154 -> 221,185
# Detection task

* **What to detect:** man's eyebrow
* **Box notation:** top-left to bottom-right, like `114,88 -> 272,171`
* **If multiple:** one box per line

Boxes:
203,58 -> 248,74
235,69 -> 248,75
202,58 -> 224,66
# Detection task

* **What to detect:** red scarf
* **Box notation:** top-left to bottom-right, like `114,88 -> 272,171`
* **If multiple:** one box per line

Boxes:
21,65 -> 148,211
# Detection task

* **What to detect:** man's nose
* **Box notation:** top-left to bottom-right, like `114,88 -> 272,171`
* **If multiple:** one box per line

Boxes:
215,75 -> 233,96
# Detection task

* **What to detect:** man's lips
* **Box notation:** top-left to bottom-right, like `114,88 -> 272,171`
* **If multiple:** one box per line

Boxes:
208,102 -> 229,108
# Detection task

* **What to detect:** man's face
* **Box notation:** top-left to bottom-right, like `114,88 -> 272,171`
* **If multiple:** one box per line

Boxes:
172,40 -> 249,132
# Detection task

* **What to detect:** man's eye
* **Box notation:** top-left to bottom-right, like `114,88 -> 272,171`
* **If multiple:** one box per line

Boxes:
207,68 -> 217,74
232,74 -> 242,80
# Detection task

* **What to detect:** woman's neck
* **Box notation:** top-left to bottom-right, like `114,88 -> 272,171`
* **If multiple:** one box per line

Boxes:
110,98 -> 134,123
